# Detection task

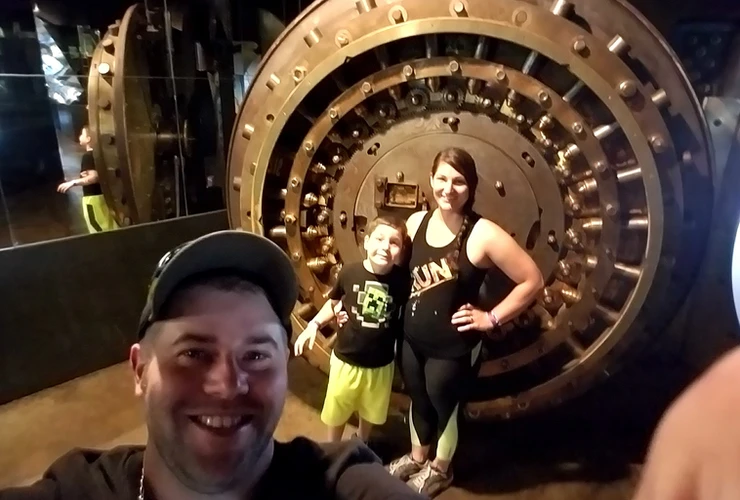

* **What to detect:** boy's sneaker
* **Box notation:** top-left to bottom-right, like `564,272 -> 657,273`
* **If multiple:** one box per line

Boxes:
406,463 -> 453,498
386,453 -> 426,482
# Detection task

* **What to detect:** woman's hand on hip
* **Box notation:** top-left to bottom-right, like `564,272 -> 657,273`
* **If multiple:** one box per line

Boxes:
451,303 -> 494,333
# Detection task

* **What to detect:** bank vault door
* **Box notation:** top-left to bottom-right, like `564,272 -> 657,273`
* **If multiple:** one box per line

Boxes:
226,0 -> 715,419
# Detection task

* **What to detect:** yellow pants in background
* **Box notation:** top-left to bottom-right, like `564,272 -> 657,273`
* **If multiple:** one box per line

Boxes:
82,194 -> 119,233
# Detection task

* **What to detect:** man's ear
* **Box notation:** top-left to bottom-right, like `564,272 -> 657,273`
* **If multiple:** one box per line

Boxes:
130,343 -> 147,397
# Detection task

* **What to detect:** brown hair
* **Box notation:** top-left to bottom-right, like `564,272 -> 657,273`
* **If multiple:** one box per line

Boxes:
431,147 -> 479,272
365,215 -> 410,264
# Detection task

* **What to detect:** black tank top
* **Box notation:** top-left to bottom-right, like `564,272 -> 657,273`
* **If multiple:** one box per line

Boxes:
403,211 -> 488,358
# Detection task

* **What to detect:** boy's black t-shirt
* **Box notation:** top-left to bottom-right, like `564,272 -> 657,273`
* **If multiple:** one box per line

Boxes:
328,261 -> 411,368
80,151 -> 102,196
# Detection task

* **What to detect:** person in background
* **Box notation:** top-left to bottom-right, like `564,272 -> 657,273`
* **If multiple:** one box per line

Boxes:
387,147 -> 544,497
57,125 -> 118,233
294,216 -> 411,445
0,230 -> 426,500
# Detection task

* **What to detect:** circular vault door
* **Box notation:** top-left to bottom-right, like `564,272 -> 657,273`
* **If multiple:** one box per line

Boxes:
227,0 -> 714,419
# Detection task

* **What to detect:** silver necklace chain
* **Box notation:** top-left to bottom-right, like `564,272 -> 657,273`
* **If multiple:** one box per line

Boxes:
138,467 -> 145,500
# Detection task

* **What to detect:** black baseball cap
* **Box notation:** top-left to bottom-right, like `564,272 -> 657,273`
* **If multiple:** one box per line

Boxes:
137,230 -> 298,339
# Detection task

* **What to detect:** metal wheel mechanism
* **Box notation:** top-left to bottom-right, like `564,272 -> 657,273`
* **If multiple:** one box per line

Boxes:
227,0 -> 714,419
87,3 -> 218,225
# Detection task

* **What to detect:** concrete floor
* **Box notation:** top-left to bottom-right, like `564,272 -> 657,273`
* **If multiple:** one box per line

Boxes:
0,357 -> 642,499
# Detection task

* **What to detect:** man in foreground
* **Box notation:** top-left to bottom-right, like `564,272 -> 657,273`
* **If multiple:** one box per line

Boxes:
0,230 -> 426,499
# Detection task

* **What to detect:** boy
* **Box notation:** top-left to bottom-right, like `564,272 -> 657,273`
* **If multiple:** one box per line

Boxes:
294,215 -> 411,443
56,125 -> 119,233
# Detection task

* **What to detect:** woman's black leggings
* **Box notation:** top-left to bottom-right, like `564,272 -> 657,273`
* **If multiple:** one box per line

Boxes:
398,338 -> 482,461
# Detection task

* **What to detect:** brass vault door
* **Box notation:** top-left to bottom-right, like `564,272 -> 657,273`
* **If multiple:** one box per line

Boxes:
226,0 -> 714,420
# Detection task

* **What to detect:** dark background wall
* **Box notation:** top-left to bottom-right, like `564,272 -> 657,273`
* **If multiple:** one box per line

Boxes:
0,210 -> 229,405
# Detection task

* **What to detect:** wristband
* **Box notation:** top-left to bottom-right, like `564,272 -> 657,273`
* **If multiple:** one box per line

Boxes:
487,310 -> 499,328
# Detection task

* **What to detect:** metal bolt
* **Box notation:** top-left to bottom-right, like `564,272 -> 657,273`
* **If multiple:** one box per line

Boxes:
494,181 -> 504,190
495,69 -> 506,82
445,92 -> 456,102
336,32 -> 349,47
332,154 -> 342,164
396,171 -> 404,181
98,62 -> 111,75
339,211 -> 348,224
403,65 -> 414,77
411,94 -> 421,106
572,37 -> 587,54
538,90 -> 550,104
547,234 -> 557,244
329,108 -> 339,119
379,108 -> 387,118
650,135 -> 666,153
453,1 -> 466,15
293,66 -> 306,83
605,203 -> 618,216
481,98 -> 492,108
593,161 -> 607,173
572,122 -> 584,135
304,141 -> 314,153
571,202 -> 581,212
537,114 -> 553,129
290,177 -> 301,189
514,9 -> 528,25
291,252 -> 301,261
619,80 -> 637,98
682,150 -> 693,164
516,114 -> 526,124
285,214 -> 297,225
449,60 -> 460,73
391,8 -> 404,22
361,81 -> 372,94
352,129 -> 361,138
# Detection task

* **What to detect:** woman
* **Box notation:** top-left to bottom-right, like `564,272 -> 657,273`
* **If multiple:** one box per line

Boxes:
57,125 -> 118,233
388,147 -> 543,497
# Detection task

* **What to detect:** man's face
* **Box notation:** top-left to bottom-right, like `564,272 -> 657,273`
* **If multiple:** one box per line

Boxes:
130,285 -> 289,493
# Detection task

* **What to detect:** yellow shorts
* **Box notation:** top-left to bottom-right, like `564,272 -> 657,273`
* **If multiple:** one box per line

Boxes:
320,351 -> 394,427
83,194 -> 119,233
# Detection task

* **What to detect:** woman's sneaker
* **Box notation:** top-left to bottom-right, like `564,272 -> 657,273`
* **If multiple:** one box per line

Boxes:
386,453 -> 426,482
406,463 -> 453,498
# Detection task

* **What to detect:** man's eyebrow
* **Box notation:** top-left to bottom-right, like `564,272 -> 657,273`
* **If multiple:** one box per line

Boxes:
171,332 -> 215,346
249,334 -> 280,348
170,332 -> 281,348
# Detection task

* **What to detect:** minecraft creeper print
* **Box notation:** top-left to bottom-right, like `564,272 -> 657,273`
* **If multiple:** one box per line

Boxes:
351,281 -> 393,329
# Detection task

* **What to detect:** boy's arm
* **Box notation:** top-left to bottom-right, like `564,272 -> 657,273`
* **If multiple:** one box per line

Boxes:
309,298 -> 341,328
